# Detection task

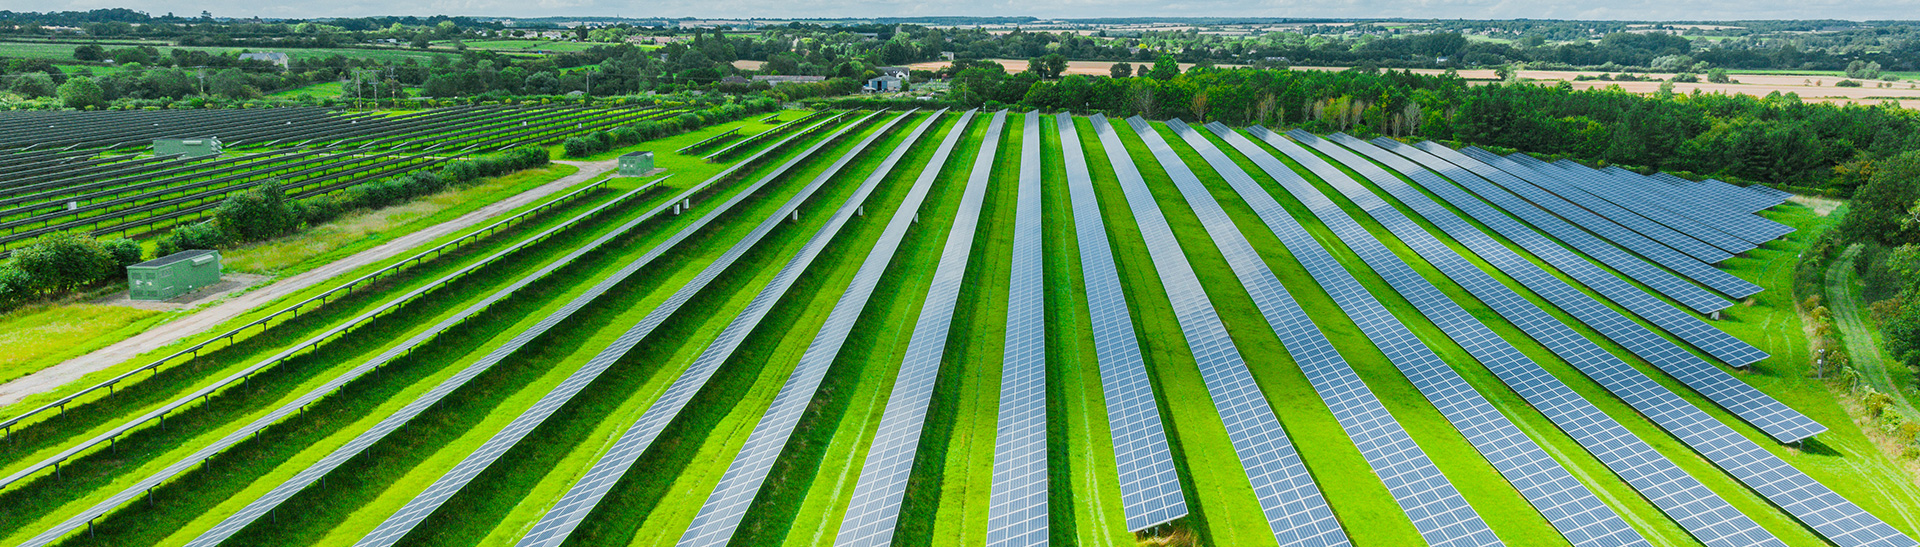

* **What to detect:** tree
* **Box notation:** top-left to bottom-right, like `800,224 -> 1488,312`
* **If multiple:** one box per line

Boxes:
1147,55 -> 1180,81
1041,53 -> 1067,80
73,44 -> 106,61
208,69 -> 257,99
216,180 -> 299,242
1846,60 -> 1882,80
411,33 -> 432,49
1706,68 -> 1732,83
11,233 -> 112,293
1110,62 -> 1133,79
1839,150 -> 1920,247
57,76 -> 105,109
9,72 -> 54,98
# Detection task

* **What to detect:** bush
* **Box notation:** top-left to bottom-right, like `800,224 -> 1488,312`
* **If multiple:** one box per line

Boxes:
216,180 -> 299,243
1835,79 -> 1864,87
156,222 -> 229,257
11,233 -> 113,293
0,265 -> 32,309
101,238 -> 143,277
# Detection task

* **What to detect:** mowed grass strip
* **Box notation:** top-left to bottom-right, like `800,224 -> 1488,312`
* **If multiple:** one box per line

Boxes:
1290,132 -> 1883,544
1107,121 -> 1421,547
731,112 -> 966,547
1037,113 -> 1134,547
1071,115 -> 1267,547
2,115 -> 856,546
0,161 -> 589,421
0,177 -> 645,481
0,182 -> 660,547
262,112 -> 892,547
1169,124 -> 1574,546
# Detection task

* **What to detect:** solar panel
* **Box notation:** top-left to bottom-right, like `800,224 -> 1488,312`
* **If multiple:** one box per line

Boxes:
344,109 -> 913,547
1194,121 -> 1649,547
83,112 -> 867,547
1320,132 -> 1916,547
831,110 -> 992,547
1597,166 -> 1794,243
1059,112 -> 1188,532
1384,139 -> 1762,300
504,110 -> 950,547
1329,144 -> 1769,368
676,110 -> 964,547
1089,114 -> 1349,547
986,111 -> 1052,547
1267,128 -> 1786,547
1453,147 -> 1732,263
1352,136 -> 1819,443
1498,153 -> 1757,255
1132,117 -> 1498,547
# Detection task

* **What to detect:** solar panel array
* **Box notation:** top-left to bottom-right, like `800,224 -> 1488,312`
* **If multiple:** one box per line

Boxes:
1089,114 -> 1349,547
1493,153 -> 1757,255
677,109 -> 962,547
1264,127 -> 1786,547
1323,132 -> 1917,547
346,109 -> 908,547
831,110 -> 994,547
1397,140 -> 1762,299
503,110 -> 943,547
21,181 -> 653,547
1059,113 -> 1188,533
1597,166 -> 1795,242
1192,121 -> 1649,547
1131,117 -> 1498,547
173,112 -> 864,547
1452,147 -> 1733,264
986,112 -> 1052,547
1344,144 -> 1770,367
1368,139 -> 1821,443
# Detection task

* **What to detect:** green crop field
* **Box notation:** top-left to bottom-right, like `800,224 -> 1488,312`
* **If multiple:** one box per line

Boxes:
1,107 -> 1914,547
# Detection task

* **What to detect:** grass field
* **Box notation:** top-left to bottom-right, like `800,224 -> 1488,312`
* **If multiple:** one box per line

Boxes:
4,108 -> 1917,547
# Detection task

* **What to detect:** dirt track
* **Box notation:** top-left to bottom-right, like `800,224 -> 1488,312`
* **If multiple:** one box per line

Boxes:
0,159 -> 617,407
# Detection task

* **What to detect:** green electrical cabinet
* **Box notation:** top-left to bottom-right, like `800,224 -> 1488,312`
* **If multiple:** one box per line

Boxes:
618,151 -> 654,176
128,250 -> 222,301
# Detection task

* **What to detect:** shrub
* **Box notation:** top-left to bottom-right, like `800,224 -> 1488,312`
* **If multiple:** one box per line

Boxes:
216,180 -> 299,243
0,265 -> 32,308
156,222 -> 229,257
1835,79 -> 1863,87
11,233 -> 113,293
100,238 -> 144,277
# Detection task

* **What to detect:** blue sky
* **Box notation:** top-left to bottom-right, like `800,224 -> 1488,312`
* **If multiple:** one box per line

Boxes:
4,0 -> 1908,22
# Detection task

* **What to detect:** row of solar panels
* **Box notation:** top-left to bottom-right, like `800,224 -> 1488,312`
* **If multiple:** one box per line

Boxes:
12,113 -> 1908,547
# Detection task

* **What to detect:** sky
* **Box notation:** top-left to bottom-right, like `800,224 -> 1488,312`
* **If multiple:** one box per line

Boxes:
3,0 -> 1911,22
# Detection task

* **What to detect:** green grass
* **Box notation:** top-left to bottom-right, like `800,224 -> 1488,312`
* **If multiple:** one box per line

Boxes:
265,81 -> 346,99
0,303 -> 167,384
222,163 -> 581,276
1074,115 -> 1273,547
15,112 -> 1920,547
733,112 -> 967,547
1277,131 -> 1920,543
0,181 -> 669,546
1112,122 -> 1426,547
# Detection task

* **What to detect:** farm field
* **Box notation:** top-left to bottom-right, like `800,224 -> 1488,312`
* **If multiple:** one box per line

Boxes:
0,107 -> 1915,547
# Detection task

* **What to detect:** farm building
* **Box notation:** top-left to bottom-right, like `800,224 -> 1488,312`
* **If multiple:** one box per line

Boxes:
128,250 -> 221,301
239,51 -> 291,69
618,151 -> 654,175
154,137 -> 222,158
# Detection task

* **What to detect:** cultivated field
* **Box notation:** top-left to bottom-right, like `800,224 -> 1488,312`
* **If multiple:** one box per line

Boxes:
0,108 -> 1914,547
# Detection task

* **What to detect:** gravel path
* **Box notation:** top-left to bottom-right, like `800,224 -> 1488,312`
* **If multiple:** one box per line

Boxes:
0,159 -> 616,407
